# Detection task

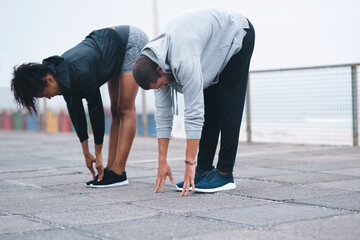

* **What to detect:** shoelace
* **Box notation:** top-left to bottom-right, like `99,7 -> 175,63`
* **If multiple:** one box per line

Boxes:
205,170 -> 218,182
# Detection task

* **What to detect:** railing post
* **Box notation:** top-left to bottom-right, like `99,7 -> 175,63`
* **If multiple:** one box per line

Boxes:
36,98 -> 41,131
246,75 -> 252,143
141,90 -> 148,137
42,98 -> 47,132
351,65 -> 358,146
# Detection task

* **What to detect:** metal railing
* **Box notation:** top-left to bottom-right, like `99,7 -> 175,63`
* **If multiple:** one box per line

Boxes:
243,63 -> 359,146
1,63 -> 359,147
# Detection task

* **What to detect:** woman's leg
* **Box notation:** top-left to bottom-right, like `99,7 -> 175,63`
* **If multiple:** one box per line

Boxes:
107,74 -> 121,169
109,72 -> 139,174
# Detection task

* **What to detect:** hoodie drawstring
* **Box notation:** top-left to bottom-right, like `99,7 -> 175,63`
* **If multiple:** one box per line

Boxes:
171,87 -> 179,115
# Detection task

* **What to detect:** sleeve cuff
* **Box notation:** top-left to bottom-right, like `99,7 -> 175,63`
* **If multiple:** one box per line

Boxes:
186,130 -> 202,139
94,136 -> 104,145
156,129 -> 172,139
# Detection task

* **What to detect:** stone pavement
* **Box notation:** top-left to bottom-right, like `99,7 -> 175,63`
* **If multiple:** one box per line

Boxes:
0,131 -> 359,240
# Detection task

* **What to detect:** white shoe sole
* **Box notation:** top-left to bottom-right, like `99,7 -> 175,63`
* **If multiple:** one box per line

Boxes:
194,182 -> 236,193
175,185 -> 193,191
85,180 -> 129,188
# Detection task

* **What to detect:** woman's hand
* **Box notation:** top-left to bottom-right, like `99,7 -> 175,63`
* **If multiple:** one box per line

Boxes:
82,140 -> 104,180
84,152 -> 104,181
84,152 -> 96,180
94,152 -> 104,181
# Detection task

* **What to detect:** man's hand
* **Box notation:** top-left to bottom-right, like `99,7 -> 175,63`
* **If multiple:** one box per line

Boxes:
180,163 -> 195,196
154,162 -> 175,193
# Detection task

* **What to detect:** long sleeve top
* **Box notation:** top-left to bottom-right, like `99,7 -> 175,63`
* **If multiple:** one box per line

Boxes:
141,8 -> 249,139
43,26 -> 129,144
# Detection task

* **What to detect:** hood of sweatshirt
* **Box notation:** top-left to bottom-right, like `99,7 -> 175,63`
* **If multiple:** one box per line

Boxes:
142,33 -> 172,75
142,33 -> 180,115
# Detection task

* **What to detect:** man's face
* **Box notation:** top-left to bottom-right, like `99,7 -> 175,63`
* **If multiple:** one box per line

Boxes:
149,74 -> 172,89
38,75 -> 61,99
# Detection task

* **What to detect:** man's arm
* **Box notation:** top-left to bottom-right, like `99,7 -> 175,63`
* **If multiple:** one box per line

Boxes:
153,84 -> 175,193
154,138 -> 175,193
174,58 -> 204,195
154,85 -> 174,138
180,139 -> 199,196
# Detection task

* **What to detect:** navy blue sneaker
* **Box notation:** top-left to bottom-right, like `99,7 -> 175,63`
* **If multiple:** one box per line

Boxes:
175,166 -> 211,191
85,168 -> 108,187
194,169 -> 236,193
87,170 -> 128,188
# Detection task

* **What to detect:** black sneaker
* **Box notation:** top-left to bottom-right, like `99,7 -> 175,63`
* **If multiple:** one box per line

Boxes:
85,168 -> 108,187
175,166 -> 211,191
87,170 -> 128,188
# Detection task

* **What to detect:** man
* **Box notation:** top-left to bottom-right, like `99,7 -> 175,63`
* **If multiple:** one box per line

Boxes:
11,26 -> 148,187
132,8 -> 255,196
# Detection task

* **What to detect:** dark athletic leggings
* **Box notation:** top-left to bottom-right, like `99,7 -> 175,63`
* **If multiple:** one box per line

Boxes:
197,19 -> 255,173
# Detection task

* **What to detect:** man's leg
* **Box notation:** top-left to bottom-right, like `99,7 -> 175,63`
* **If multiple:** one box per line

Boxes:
197,83 -> 220,171
217,22 -> 255,173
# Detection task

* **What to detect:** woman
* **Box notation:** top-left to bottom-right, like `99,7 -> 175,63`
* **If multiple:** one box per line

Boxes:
11,26 -> 148,188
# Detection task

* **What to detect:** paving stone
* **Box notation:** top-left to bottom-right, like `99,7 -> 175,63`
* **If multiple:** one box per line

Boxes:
272,161 -> 360,172
126,168 -> 158,179
0,165 -> 33,172
1,157 -> 80,169
275,213 -> 360,240
193,203 -> 346,226
178,228 -> 314,240
1,193 -> 117,214
322,168 -> 360,177
293,192 -> 360,211
233,178 -> 284,189
80,214 -> 241,240
0,188 -> 63,213
236,159 -> 307,168
0,180 -> 36,191
130,173 -> 184,186
0,215 -> 54,234
1,131 -> 360,239
0,168 -> 85,181
131,194 -> 266,213
48,181 -> 152,195
32,202 -> 158,226
309,178 -> 360,191
5,173 -> 89,187
228,184 -> 349,201
0,229 -> 99,240
255,172 -> 355,184
93,184 -> 181,202
233,166 -> 298,178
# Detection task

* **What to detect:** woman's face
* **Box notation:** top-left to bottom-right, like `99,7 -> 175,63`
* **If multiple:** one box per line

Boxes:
38,75 -> 61,99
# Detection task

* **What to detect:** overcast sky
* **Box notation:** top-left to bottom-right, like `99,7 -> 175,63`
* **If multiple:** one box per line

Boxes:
1,0 -> 359,109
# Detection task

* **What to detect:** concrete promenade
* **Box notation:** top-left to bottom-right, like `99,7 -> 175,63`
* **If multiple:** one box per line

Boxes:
0,131 -> 359,239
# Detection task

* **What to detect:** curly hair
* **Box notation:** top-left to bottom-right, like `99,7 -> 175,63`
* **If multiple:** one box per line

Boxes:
132,55 -> 160,90
11,63 -> 51,114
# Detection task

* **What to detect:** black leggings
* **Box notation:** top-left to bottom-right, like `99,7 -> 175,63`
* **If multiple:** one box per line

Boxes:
197,20 -> 255,173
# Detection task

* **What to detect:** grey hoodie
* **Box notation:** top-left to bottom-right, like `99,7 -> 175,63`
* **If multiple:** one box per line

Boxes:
142,8 -> 249,139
